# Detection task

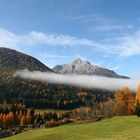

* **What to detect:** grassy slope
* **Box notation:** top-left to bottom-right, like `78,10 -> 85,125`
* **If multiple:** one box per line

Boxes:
2,116 -> 140,140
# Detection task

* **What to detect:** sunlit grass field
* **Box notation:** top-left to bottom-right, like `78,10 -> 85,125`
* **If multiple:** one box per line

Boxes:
2,116 -> 140,140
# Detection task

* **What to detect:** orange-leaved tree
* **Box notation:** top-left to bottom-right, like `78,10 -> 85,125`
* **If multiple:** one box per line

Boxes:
115,87 -> 135,116
135,84 -> 140,104
135,84 -> 140,116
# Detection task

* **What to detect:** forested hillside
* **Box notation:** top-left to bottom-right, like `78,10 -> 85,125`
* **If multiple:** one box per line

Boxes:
0,48 -> 114,109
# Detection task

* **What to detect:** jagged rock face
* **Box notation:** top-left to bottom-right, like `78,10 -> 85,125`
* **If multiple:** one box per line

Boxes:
53,58 -> 129,78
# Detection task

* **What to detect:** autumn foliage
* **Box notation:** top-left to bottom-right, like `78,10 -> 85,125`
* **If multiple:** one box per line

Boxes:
0,86 -> 140,130
135,84 -> 140,116
115,87 -> 135,116
135,84 -> 140,104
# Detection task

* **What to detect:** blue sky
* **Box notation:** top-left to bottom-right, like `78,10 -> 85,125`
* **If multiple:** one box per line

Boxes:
0,0 -> 140,76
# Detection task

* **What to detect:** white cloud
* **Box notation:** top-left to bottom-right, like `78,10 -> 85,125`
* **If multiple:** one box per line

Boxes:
0,28 -> 20,48
0,28 -> 101,48
14,69 -> 140,91
105,31 -> 140,57
0,27 -> 140,58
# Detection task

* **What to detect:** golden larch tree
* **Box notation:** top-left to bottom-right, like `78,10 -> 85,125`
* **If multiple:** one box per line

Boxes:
135,84 -> 140,104
25,111 -> 31,127
115,87 -> 135,116
20,115 -> 25,128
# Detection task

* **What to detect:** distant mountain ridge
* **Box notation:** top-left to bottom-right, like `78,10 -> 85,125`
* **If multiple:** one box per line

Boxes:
53,58 -> 129,79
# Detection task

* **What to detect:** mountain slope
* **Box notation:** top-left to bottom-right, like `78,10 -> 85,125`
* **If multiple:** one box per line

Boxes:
53,58 -> 128,78
0,47 -> 53,83
0,48 -> 59,108
0,47 -> 52,71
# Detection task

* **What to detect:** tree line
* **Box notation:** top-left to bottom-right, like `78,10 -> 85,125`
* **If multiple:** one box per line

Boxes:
0,78 -> 113,109
0,103 -> 71,129
1,85 -> 140,129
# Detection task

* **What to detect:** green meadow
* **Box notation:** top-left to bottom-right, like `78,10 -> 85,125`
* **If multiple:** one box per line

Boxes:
2,116 -> 140,140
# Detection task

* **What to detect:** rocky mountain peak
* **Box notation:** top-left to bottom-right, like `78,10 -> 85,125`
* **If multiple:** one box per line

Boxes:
72,58 -> 91,66
53,58 -> 129,79
73,58 -> 82,64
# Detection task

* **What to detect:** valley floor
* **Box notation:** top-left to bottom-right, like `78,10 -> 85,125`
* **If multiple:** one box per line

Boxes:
2,116 -> 140,140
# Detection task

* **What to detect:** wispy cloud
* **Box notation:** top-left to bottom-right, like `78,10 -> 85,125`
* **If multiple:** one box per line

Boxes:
71,14 -> 132,32
105,31 -> 140,57
88,25 -> 132,32
40,54 -> 73,59
0,28 -> 101,48
69,14 -> 105,22
110,65 -> 123,71
1,27 -> 140,58
26,31 -> 99,46
70,14 -> 108,23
